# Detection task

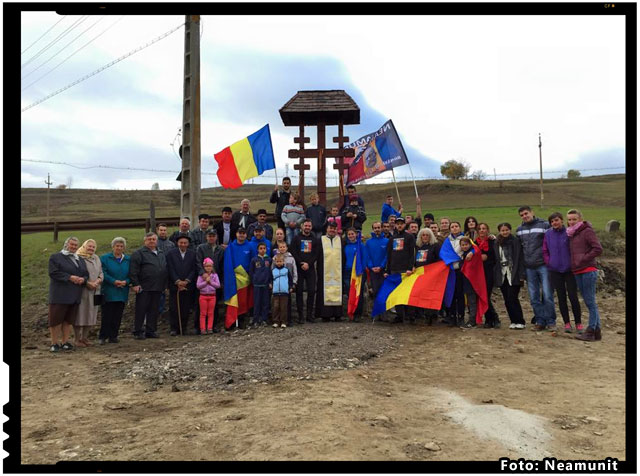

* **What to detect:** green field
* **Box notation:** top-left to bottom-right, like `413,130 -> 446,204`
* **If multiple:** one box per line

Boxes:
21,174 -> 626,307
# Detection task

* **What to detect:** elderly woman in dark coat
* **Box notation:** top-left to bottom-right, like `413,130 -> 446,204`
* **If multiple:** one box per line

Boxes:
48,236 -> 89,352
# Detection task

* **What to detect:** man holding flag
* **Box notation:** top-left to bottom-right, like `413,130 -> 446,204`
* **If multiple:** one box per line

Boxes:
384,217 -> 415,324
222,228 -> 256,330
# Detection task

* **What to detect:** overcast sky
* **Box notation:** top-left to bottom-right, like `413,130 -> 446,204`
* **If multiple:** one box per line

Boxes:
20,12 -> 626,190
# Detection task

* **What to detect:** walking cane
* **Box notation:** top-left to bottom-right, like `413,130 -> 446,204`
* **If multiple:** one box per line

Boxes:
176,288 -> 183,336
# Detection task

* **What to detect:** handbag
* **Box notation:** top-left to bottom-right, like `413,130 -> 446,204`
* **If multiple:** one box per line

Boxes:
93,294 -> 104,306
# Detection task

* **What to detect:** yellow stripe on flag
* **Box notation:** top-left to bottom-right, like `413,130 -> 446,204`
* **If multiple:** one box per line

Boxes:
235,265 -> 251,289
386,265 -> 426,310
229,138 -> 259,183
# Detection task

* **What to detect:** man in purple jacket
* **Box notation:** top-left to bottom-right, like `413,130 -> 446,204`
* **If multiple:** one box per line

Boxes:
543,212 -> 582,333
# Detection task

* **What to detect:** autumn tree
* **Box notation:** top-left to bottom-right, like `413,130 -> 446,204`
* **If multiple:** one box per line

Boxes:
440,159 -> 471,180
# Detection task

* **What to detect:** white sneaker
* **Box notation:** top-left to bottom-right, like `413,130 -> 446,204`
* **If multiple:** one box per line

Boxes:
516,324 -> 526,329
272,323 -> 278,328
509,323 -> 517,329
281,324 -> 287,328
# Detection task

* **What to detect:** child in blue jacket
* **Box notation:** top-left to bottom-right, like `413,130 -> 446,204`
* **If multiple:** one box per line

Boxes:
271,253 -> 293,328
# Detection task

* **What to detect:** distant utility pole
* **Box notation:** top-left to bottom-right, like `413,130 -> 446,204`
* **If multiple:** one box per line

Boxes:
493,168 -> 497,181
538,133 -> 544,209
180,15 -> 201,226
45,173 -> 53,222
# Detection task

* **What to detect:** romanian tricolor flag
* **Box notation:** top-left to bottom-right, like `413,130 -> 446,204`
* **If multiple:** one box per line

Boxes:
214,124 -> 275,189
372,261 -> 451,317
461,243 -> 488,325
347,233 -> 365,319
223,243 -> 254,328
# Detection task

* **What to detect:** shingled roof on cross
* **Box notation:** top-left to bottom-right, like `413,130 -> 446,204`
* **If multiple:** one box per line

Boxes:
279,90 -> 360,126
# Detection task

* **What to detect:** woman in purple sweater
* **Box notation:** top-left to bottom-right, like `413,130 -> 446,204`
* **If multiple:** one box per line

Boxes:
543,212 -> 582,333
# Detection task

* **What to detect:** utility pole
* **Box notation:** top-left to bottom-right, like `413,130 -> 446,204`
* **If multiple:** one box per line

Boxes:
493,168 -> 497,181
180,15 -> 201,227
44,173 -> 53,222
538,133 -> 544,209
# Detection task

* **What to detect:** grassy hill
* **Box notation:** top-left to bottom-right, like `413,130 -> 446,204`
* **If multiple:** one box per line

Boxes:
22,174 -> 626,228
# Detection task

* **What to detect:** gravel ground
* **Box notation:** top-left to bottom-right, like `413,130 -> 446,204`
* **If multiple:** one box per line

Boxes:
100,321 -> 401,392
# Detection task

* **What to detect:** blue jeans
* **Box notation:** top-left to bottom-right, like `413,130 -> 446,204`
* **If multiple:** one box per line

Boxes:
286,227 -> 300,245
574,271 -> 601,330
525,265 -> 556,326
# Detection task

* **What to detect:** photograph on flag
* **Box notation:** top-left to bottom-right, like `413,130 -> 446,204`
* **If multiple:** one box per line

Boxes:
343,119 -> 409,186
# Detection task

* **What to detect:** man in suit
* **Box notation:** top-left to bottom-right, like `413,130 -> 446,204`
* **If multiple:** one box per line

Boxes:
166,234 -> 197,336
214,206 -> 235,249
231,199 -> 257,232
129,232 -> 168,339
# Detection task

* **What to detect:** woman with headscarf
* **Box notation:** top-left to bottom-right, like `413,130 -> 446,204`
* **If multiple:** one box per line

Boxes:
48,236 -> 89,352
74,239 -> 103,347
99,237 -> 131,344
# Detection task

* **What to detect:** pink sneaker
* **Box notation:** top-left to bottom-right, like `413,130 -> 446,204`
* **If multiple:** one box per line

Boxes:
564,323 -> 573,333
576,323 -> 584,333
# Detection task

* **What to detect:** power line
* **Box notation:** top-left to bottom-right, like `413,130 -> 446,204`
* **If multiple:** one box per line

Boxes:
21,15 -> 68,55
21,15 -> 89,69
21,16 -> 125,92
21,158 -> 625,180
21,16 -> 106,82
21,21 -> 185,113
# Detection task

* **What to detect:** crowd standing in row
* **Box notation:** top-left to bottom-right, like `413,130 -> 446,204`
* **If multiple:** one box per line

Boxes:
47,177 -> 605,352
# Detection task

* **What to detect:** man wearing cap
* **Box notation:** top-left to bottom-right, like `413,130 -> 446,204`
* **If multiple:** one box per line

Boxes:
196,229 -> 225,332
270,177 -> 292,230
249,225 -> 272,256
169,217 -> 196,251
385,217 -> 416,324
423,213 -> 435,228
231,199 -> 257,232
191,214 -> 211,248
165,234 -> 197,336
214,206 -> 235,248
155,223 -> 175,316
247,209 -> 273,241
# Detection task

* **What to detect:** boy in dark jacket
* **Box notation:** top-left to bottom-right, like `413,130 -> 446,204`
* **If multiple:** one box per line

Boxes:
305,192 -> 327,239
249,243 -> 272,327
341,194 -> 367,232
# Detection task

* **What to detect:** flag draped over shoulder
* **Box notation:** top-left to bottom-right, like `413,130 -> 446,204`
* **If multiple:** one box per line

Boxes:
214,124 -> 275,189
461,243 -> 488,324
223,243 -> 254,328
347,233 -> 365,319
438,237 -> 463,308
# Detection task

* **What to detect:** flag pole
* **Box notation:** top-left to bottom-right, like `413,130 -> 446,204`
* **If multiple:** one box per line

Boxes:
391,168 -> 402,208
407,162 -> 419,199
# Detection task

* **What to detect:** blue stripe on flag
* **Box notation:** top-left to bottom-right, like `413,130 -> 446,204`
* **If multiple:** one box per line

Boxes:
247,124 -> 275,174
372,273 -> 402,318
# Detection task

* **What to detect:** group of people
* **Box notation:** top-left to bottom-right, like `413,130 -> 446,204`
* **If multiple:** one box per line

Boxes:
46,178 -> 605,353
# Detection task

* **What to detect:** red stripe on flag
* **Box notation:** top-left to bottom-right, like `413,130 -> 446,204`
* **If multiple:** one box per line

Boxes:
406,261 -> 450,310
214,147 -> 243,189
223,285 -> 254,329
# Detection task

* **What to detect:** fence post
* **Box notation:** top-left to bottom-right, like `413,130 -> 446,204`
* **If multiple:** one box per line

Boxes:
145,218 -> 151,233
149,200 -> 156,233
53,222 -> 59,243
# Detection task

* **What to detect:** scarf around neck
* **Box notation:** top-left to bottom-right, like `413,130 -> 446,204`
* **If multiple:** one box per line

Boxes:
566,221 -> 584,237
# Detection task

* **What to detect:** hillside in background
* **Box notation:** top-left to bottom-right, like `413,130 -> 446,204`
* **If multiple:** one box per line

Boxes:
21,174 -> 625,225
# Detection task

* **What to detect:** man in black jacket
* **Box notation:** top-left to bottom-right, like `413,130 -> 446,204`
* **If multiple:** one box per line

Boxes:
169,217 -> 196,250
190,214 -> 211,248
166,234 -> 197,336
270,176 -> 292,230
385,217 -> 416,323
214,206 -> 235,248
231,199 -> 257,232
196,229 -> 225,331
247,208 -> 274,241
290,219 -> 320,323
129,232 -> 168,339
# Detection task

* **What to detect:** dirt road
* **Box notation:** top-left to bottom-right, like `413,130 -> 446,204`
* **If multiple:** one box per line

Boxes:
19,290 -> 626,464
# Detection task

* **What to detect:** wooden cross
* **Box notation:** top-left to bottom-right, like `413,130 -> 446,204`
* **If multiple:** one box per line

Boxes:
332,123 -> 353,205
288,124 -> 355,207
